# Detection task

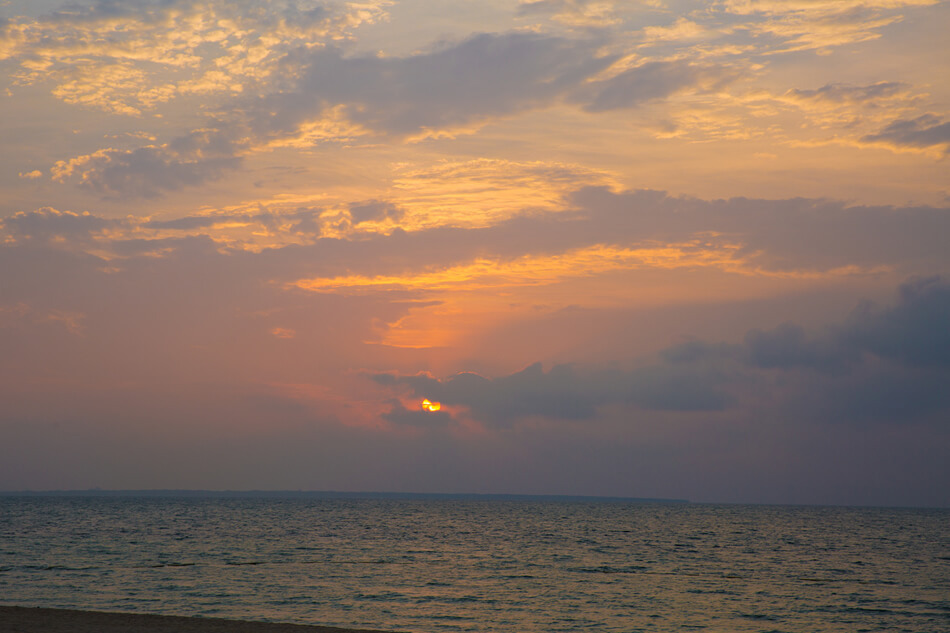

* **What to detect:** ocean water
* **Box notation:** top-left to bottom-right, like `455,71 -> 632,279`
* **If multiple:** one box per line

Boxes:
1,496 -> 948,632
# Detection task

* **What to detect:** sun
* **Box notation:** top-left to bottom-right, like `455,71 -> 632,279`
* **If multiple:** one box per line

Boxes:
421,399 -> 441,412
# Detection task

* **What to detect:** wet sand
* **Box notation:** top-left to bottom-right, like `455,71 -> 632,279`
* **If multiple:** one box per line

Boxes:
0,606 -> 406,633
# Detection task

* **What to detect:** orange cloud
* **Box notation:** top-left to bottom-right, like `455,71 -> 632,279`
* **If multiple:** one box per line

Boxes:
289,242 -> 751,296
2,0 -> 391,115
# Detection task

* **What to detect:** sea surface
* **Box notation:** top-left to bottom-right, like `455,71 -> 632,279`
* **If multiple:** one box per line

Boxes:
1,495 -> 948,632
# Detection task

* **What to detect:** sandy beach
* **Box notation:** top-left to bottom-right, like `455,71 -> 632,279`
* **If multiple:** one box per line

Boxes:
0,607 -> 405,633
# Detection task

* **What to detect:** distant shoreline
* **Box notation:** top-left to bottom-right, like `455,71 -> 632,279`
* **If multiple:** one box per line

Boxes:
0,489 -> 689,504
0,606 -> 401,633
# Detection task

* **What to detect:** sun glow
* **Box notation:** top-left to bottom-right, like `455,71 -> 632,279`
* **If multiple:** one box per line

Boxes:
421,399 -> 441,412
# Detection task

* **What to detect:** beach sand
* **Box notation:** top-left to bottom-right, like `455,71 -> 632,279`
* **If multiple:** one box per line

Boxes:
0,606 -> 406,633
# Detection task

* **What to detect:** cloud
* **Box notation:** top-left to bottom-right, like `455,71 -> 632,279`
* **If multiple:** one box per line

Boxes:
672,276 -> 950,425
7,183 -> 948,288
290,242 -> 755,299
18,170 -> 43,179
8,0 -> 945,204
372,359 -> 736,427
382,399 -> 453,427
844,276 -> 950,367
670,276 -> 950,371
370,277 -> 950,428
0,302 -> 85,336
578,60 -> 741,112
860,114 -> 950,153
741,323 -> 850,370
0,207 -> 114,244
784,81 -> 910,104
640,17 -> 712,44
139,204 -> 333,249
1,0 -> 387,115
43,310 -> 86,336
566,187 -> 950,274
292,33 -> 616,136
1,197 -> 948,503
51,139 -> 243,198
516,0 -> 620,27
772,81 -> 926,134
390,159 -> 618,230
348,200 -> 403,225
719,0 -> 940,53
721,0 -> 938,15
372,363 -> 599,426
43,28 -> 746,198
48,32 -> 624,195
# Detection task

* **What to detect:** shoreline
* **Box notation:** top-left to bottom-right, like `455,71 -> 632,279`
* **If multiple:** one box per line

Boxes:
0,606 -> 406,633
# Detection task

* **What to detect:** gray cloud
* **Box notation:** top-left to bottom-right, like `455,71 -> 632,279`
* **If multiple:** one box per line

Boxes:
306,186 -> 945,279
145,215 -> 226,231
56,145 -> 242,198
55,0 -> 331,26
0,207 -> 114,243
678,277 -> 950,426
287,33 -> 616,135
564,187 -> 950,273
843,276 -> 950,368
277,186 -> 948,280
861,114 -> 950,151
785,81 -> 908,104
371,277 -> 950,427
143,206 -> 328,236
815,363 -> 950,424
259,41 -> 741,135
371,364 -> 597,427
579,61 -> 740,112
348,201 -> 404,225
620,364 -> 737,412
372,358 -> 736,427
668,276 -> 950,373
742,324 -> 853,371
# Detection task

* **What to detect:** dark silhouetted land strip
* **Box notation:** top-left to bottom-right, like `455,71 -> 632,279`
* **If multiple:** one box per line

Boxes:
0,490 -> 689,503
0,606 -> 405,633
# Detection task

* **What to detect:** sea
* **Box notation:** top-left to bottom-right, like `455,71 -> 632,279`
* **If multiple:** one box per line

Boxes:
1,494 -> 948,632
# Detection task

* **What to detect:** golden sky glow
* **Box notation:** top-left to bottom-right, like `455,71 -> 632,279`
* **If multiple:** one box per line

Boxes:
1,0 -> 948,506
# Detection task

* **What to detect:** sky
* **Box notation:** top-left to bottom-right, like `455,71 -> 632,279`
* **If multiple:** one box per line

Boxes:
1,0 -> 948,507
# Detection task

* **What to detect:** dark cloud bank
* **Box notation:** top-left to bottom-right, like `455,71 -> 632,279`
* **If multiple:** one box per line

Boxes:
372,276 -> 950,428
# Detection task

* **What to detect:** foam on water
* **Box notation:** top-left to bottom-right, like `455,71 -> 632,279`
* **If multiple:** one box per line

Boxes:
1,496 -> 948,632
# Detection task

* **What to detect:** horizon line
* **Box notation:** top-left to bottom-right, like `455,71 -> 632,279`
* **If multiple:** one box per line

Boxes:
4,490 -> 950,509
0,488 -> 689,503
